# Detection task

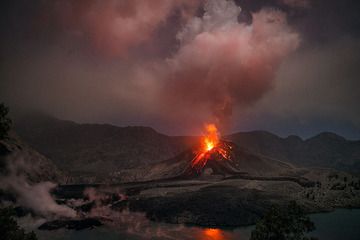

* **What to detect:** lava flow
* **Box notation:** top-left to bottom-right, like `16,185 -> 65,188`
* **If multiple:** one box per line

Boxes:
191,124 -> 231,172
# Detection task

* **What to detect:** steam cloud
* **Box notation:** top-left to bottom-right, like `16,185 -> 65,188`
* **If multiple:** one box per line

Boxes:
161,0 -> 300,129
0,156 -> 76,219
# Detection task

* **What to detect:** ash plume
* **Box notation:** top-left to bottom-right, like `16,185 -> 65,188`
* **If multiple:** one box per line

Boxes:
48,0 -> 201,57
161,0 -> 300,130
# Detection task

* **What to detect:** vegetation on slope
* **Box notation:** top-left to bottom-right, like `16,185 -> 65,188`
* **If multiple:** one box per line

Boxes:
251,201 -> 317,240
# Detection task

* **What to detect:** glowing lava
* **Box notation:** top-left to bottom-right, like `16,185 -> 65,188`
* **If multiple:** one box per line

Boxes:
203,124 -> 219,151
191,124 -> 231,172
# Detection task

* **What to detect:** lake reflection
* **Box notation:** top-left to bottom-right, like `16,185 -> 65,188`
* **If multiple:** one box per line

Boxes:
33,209 -> 360,240
198,228 -> 225,240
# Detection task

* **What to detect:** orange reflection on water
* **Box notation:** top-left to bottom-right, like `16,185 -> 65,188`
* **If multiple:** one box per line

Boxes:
198,228 -> 226,240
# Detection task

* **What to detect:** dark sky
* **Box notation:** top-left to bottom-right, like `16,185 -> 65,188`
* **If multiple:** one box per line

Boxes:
0,0 -> 359,139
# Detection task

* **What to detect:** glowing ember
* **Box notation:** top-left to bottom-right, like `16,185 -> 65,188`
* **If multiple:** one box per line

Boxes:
191,124 -> 231,172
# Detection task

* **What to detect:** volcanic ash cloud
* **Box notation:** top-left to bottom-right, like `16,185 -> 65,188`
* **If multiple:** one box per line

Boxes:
162,0 -> 300,128
52,0 -> 200,57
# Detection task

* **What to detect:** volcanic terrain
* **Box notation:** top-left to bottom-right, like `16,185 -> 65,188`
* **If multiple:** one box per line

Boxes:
3,114 -> 360,228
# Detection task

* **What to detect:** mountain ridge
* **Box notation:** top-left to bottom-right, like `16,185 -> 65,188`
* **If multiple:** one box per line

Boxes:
13,113 -> 360,175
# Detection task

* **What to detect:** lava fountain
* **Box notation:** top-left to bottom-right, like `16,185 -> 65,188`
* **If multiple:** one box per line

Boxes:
191,124 -> 232,172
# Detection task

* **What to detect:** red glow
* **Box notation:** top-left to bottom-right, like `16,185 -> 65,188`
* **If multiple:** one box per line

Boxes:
191,124 -> 230,172
199,228 -> 225,240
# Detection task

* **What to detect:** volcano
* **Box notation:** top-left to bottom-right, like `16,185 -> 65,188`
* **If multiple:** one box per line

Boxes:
185,124 -> 243,176
186,140 -> 241,176
112,124 -> 297,183
116,138 -> 295,183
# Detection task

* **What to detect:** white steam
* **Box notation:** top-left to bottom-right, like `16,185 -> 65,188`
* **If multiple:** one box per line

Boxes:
0,155 -> 76,219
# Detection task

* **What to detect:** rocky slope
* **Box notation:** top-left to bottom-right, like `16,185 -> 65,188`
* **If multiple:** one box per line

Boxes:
14,114 -> 197,175
0,132 -> 63,183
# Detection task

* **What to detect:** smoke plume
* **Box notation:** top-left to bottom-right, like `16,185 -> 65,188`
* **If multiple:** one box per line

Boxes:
162,0 -> 300,129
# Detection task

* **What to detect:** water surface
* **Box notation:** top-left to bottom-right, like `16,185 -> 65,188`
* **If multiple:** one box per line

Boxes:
34,209 -> 360,240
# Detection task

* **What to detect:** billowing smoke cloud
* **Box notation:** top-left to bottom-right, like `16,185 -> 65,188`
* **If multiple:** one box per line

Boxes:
50,0 -> 201,57
161,0 -> 300,129
0,156 -> 76,219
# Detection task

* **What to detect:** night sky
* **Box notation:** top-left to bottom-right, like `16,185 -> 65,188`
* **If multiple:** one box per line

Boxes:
0,0 -> 359,139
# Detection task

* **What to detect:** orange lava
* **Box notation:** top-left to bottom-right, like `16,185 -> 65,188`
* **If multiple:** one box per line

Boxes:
191,124 -> 230,172
199,228 -> 225,240
203,124 -> 219,151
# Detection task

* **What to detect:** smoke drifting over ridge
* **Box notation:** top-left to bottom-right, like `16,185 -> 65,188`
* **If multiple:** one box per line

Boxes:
161,0 -> 300,129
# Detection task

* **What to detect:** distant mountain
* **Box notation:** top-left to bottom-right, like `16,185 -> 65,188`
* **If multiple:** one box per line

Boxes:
13,114 -> 360,176
226,131 -> 360,173
14,114 -> 197,175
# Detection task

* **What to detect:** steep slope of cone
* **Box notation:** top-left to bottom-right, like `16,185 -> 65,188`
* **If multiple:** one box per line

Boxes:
184,141 -> 242,177
121,140 -> 295,182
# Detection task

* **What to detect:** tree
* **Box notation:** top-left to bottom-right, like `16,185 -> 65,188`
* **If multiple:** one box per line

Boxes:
0,103 -> 12,140
0,207 -> 38,240
250,201 -> 317,240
